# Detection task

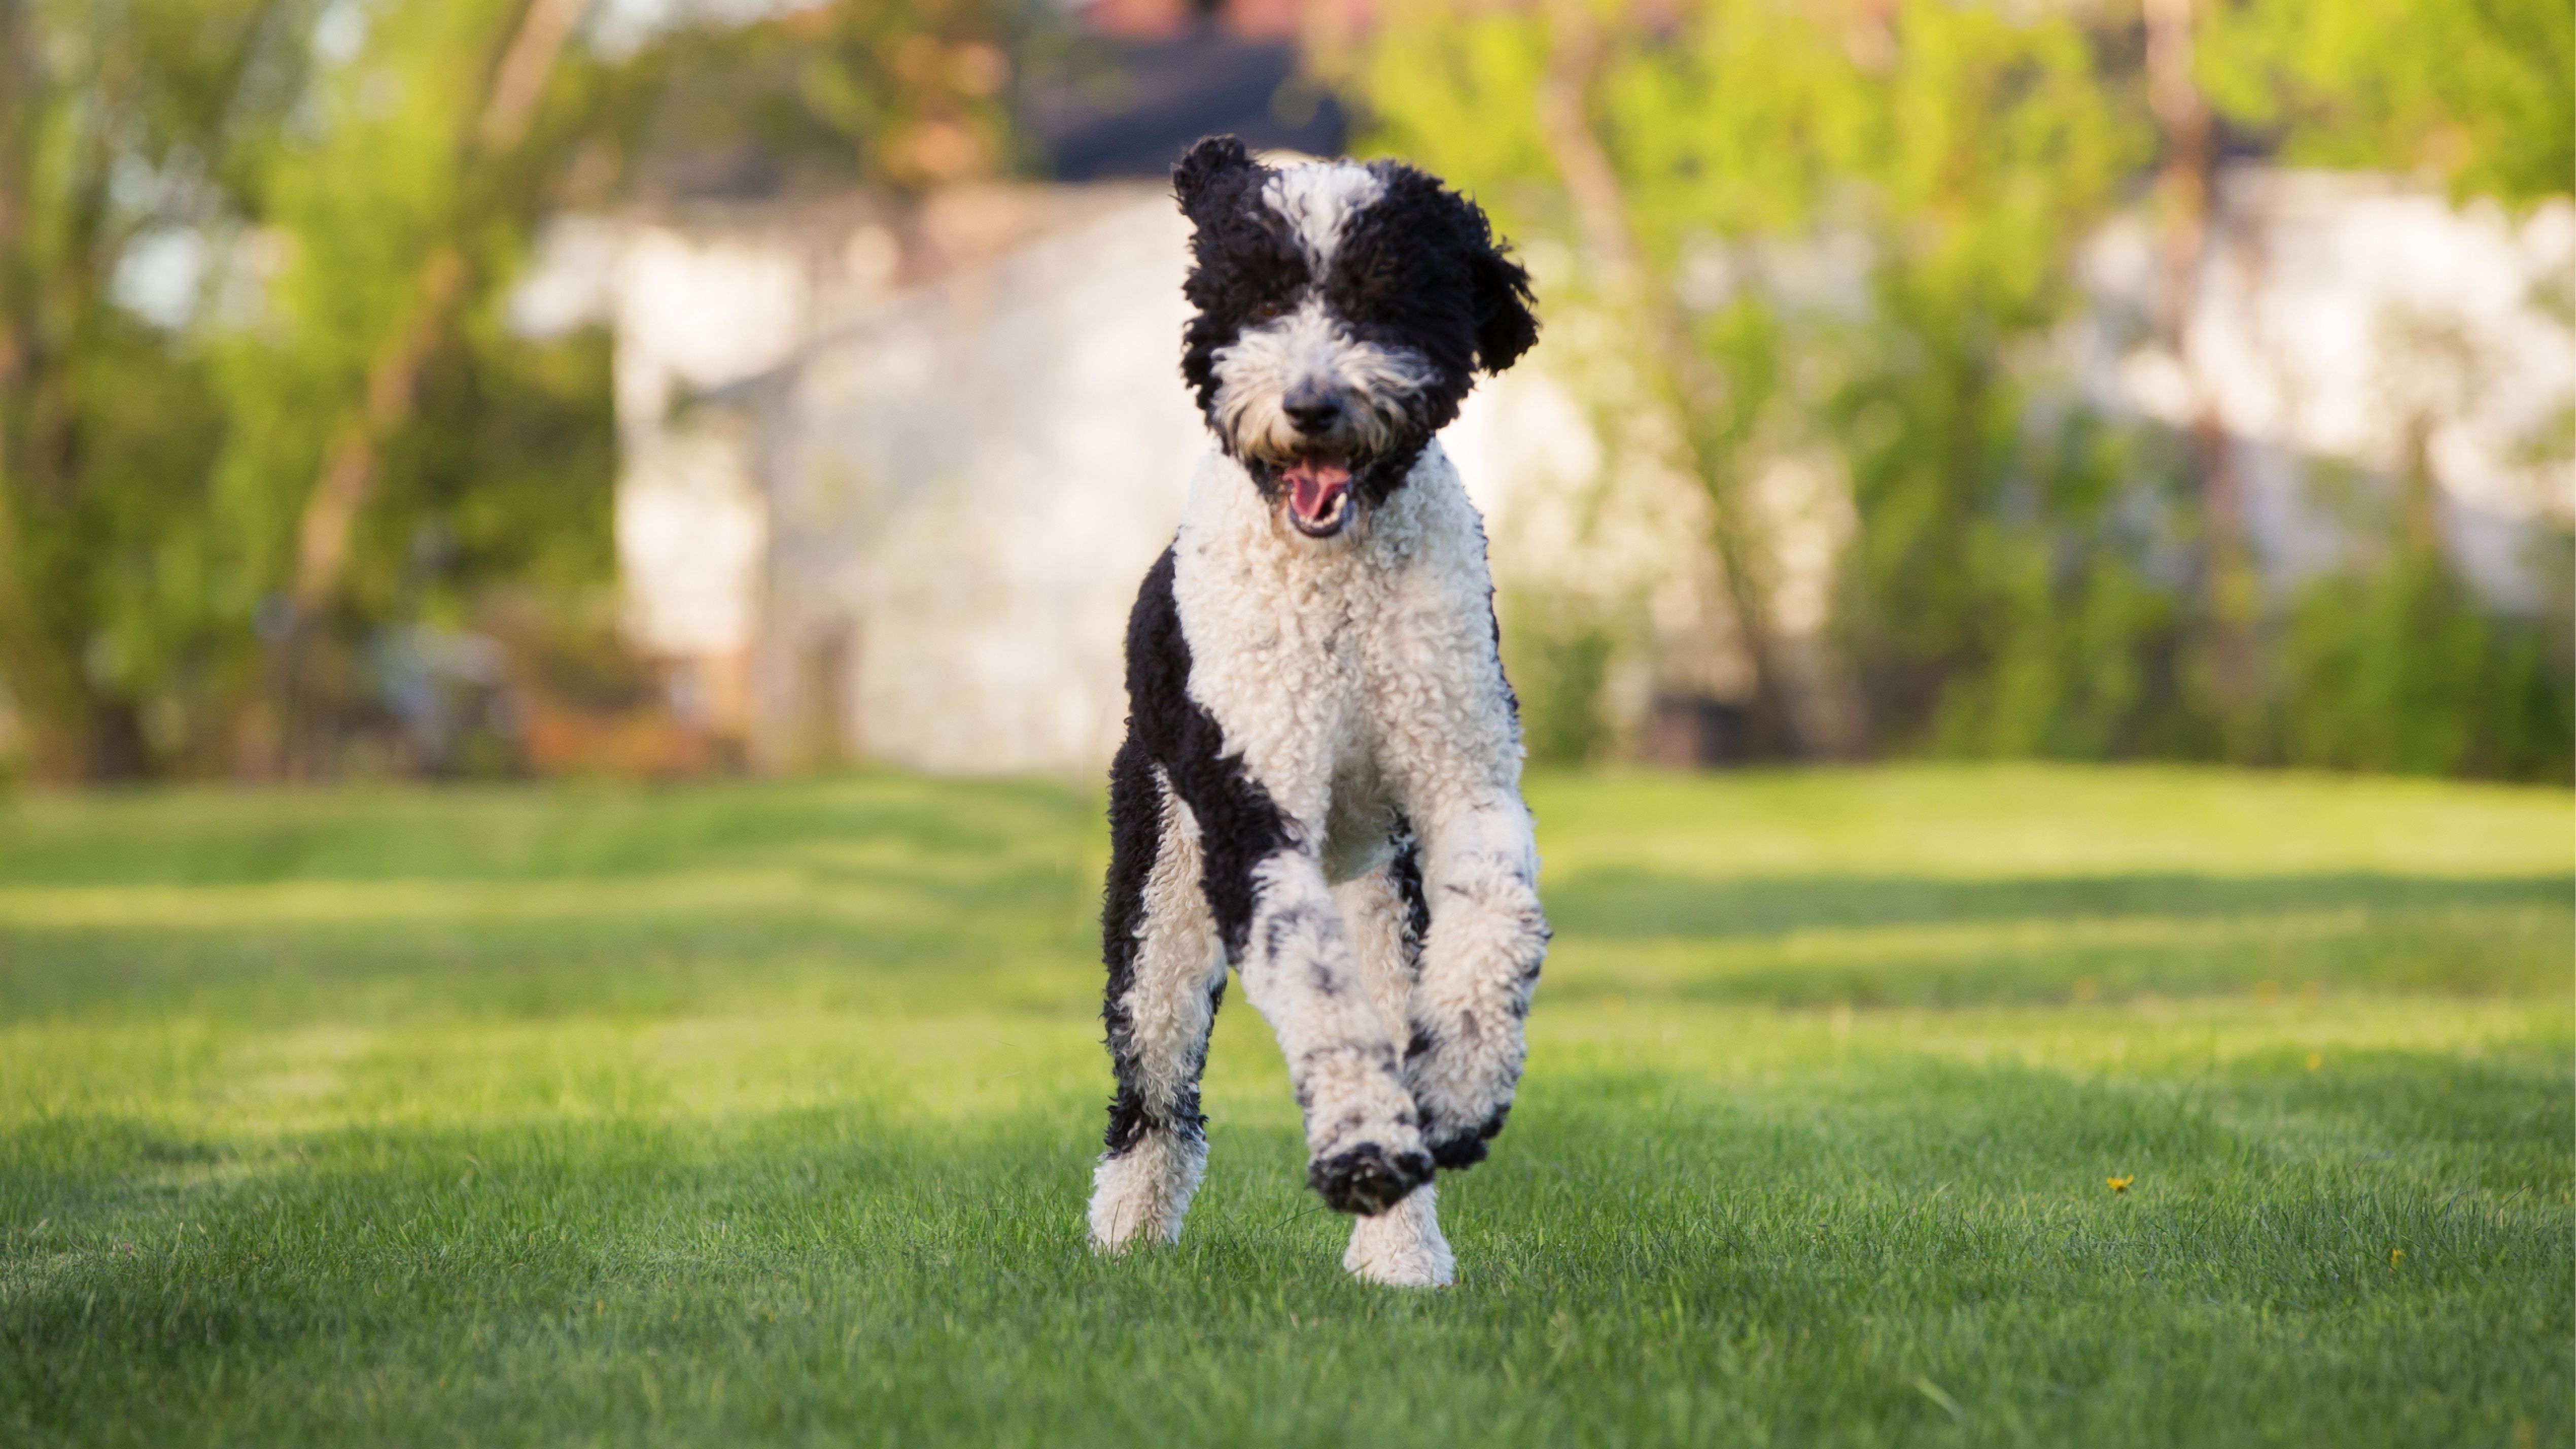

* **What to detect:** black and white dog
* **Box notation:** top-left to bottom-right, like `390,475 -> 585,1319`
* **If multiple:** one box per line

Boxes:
1087,135 -> 1550,1288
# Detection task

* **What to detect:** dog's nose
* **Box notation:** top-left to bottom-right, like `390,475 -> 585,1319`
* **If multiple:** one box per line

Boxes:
1284,389 -> 1343,436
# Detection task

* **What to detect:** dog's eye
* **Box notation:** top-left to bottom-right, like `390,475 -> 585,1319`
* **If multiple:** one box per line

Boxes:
1249,299 -> 1286,323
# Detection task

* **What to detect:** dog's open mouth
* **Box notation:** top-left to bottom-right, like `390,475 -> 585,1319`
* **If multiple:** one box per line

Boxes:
1278,458 -> 1353,538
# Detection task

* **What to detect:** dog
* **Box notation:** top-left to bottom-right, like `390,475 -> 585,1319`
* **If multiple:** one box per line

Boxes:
1085,135 -> 1550,1288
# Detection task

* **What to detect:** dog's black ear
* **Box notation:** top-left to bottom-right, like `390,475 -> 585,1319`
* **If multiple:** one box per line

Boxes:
1174,135 -> 1255,221
1469,240 -> 1539,373
1421,175 -> 1540,373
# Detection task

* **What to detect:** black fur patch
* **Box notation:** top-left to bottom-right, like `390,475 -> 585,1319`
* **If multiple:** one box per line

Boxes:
1387,822 -> 1431,960
1308,1141 -> 1433,1215
1110,546 -> 1295,960
1173,137 -> 1302,423
1099,547 -> 1292,1155
1169,134 -> 1540,513
1100,729 -> 1165,1154
1326,161 -> 1530,428
1427,1106 -> 1509,1171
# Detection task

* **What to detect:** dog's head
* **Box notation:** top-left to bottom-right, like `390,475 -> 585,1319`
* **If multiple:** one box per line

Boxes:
1173,135 -> 1538,541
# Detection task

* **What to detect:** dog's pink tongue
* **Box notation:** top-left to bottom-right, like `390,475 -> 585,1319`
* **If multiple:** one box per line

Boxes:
1284,461 -> 1351,523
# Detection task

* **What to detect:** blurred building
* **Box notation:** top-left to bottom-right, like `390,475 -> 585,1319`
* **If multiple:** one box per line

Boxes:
514,4 -> 2570,776
511,2 -> 1602,775
2078,167 -> 2573,609
514,179 -> 1597,775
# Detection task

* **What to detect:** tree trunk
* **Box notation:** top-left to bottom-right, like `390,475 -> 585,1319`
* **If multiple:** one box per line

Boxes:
1534,1 -> 1799,757
0,0 -> 100,779
2145,0 -> 2258,743
262,0 -> 589,776
263,247 -> 469,774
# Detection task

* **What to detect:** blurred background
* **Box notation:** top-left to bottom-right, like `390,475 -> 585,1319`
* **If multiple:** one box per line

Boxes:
0,0 -> 2567,788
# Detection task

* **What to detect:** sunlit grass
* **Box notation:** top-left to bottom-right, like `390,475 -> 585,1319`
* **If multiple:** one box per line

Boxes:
2,765 -> 2568,1446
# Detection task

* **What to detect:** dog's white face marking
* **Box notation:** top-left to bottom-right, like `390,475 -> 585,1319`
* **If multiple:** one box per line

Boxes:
1205,163 -> 1426,537
1262,161 -> 1385,270
1174,137 -> 1537,542
1210,298 -> 1434,468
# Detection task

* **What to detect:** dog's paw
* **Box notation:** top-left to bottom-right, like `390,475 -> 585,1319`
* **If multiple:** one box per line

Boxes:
1407,1026 -> 1520,1170
1343,1187 -> 1456,1287
1345,1231 -> 1454,1287
1307,1141 -> 1433,1215
1087,1134 -> 1205,1250
1423,1102 -> 1510,1170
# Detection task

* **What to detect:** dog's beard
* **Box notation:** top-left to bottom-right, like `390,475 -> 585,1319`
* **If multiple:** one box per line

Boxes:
1208,307 -> 1432,538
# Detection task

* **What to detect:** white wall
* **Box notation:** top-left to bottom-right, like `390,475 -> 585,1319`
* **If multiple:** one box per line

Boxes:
2078,167 -> 2574,608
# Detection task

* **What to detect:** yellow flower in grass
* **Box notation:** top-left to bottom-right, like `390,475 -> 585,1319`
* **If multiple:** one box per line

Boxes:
2106,1175 -> 2134,1193
2390,1249 -> 2406,1265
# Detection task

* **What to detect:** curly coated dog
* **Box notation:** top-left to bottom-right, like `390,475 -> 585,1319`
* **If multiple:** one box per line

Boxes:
1087,135 -> 1550,1288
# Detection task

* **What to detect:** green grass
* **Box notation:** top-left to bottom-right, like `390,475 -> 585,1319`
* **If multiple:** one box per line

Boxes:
1,764 -> 2567,1446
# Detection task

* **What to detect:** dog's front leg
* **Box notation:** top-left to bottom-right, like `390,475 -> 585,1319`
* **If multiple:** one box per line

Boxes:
1235,847 -> 1432,1215
1404,790 -> 1549,1168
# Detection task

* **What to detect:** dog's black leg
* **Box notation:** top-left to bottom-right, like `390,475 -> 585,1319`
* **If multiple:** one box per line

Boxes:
1089,745 -> 1227,1251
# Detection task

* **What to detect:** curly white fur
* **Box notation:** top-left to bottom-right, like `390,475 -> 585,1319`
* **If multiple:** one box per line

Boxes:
1133,441 -> 1544,1285
1209,301 -> 1433,465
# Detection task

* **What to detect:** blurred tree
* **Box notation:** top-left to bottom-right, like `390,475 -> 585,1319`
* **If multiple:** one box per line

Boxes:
0,0 -> 1034,781
2201,0 -> 2573,208
637,0 -> 1030,194
0,0 -> 325,778
1529,0 -> 1801,755
238,0 -> 1038,774
1366,0 -> 2158,757
1362,0 -> 2569,778
233,0 -> 629,775
2202,0 -> 2575,781
2144,0 -> 2258,748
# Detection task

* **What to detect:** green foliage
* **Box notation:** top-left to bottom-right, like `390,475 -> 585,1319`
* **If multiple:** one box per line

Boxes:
206,0 -> 639,709
0,0 -> 632,777
1608,0 -> 2146,290
1368,0 -> 2177,756
2203,0 -> 2575,206
1892,415 -> 2209,761
0,0 -> 327,775
1500,593 -> 1615,766
2276,548 -> 2576,782
0,0 -> 1038,780
643,0 -> 1040,191
0,769 -> 2567,1442
36,317 -> 242,770
1359,6 -> 1557,236
1359,0 -> 2574,781
343,324 -> 620,631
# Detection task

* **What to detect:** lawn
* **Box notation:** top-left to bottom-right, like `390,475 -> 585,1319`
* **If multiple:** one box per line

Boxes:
1,765 -> 2568,1447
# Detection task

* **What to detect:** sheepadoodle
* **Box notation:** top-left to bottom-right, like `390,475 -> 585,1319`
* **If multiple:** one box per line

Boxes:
1086,135 -> 1550,1288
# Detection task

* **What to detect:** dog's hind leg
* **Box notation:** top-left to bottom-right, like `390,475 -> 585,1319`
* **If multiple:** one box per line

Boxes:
1331,844 -> 1454,1286
1090,755 -> 1227,1252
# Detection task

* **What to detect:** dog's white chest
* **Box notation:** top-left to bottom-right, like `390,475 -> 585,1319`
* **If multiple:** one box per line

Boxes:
1168,442 -> 1515,839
